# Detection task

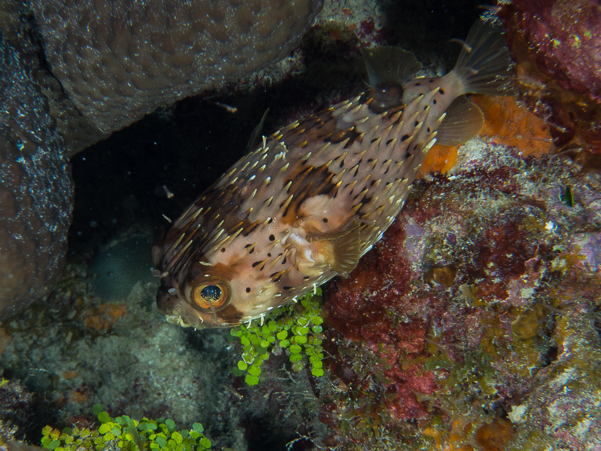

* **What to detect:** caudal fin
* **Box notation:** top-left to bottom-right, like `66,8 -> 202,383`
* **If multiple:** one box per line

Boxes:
454,18 -> 513,96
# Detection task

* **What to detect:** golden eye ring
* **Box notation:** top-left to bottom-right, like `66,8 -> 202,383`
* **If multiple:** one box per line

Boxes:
191,280 -> 230,310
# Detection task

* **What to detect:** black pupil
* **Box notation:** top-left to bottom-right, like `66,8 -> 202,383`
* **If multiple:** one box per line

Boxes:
200,285 -> 221,302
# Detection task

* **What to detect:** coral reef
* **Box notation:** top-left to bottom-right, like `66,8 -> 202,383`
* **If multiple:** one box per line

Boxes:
317,136 -> 601,449
498,0 -> 601,166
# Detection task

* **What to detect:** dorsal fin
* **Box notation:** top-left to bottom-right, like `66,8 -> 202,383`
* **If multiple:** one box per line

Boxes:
362,46 -> 422,86
436,96 -> 485,146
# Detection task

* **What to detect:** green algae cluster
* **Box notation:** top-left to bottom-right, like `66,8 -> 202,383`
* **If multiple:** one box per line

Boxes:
41,405 -> 211,451
230,289 -> 325,385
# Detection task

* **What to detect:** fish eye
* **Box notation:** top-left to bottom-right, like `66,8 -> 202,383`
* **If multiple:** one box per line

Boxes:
192,280 -> 230,310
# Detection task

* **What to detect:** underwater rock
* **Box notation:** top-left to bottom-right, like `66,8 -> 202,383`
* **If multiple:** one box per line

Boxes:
88,236 -> 157,302
498,0 -> 601,162
500,0 -> 601,102
0,18 -> 73,321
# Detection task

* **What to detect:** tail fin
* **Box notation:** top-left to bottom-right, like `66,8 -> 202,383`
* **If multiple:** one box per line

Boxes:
453,18 -> 513,95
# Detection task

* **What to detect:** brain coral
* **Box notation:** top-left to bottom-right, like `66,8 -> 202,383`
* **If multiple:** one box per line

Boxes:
30,0 -> 324,153
0,0 -> 323,320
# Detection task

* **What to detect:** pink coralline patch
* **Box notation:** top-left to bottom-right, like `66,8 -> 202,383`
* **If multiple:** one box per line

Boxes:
365,321 -> 438,420
464,215 -> 540,303
324,220 -> 412,341
384,377 -> 435,420
323,218 -> 441,421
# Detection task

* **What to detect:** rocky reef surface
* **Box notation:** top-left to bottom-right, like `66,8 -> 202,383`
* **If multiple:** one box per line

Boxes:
1,0 -> 600,450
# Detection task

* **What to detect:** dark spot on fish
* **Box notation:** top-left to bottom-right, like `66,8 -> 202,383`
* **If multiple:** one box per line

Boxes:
268,253 -> 272,257
269,234 -> 275,241
433,99 -> 437,105
323,218 -> 328,223
370,180 -> 376,186
215,304 -> 245,325
429,79 -> 434,83
283,286 -> 294,291
371,138 -> 379,144
249,248 -> 254,254
303,276 -> 310,280
415,82 -> 421,86
252,261 -> 262,268
413,144 -> 418,151
368,158 -> 374,162
414,121 -> 418,126
440,88 -> 445,94
424,105 -> 428,110
268,218 -> 273,224
282,256 -> 287,264
427,127 -> 431,132
246,287 -> 251,293
401,135 -> 410,141
221,248 -> 226,253
352,165 -> 360,176
386,139 -> 394,145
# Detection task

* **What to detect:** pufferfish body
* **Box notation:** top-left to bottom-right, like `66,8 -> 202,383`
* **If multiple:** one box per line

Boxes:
152,19 -> 512,329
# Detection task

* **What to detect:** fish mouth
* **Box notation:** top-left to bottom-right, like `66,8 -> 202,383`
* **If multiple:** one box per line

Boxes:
156,284 -> 208,329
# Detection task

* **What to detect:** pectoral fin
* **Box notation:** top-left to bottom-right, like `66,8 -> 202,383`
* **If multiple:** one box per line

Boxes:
436,96 -> 485,146
331,226 -> 361,277
304,220 -> 362,277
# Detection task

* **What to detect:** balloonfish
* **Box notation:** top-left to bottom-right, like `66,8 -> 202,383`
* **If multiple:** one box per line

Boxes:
152,19 -> 512,328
